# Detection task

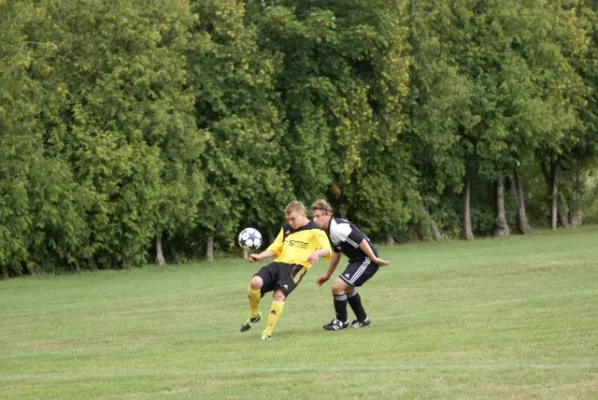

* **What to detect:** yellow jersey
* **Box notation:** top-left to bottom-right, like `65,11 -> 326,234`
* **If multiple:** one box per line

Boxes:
267,221 -> 331,269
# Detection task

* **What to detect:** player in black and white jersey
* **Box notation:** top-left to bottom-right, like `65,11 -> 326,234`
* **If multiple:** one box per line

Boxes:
310,199 -> 389,331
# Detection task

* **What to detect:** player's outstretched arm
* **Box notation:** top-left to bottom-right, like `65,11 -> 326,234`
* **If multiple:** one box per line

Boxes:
372,257 -> 390,267
358,239 -> 390,267
307,248 -> 331,264
316,252 -> 341,286
249,249 -> 275,263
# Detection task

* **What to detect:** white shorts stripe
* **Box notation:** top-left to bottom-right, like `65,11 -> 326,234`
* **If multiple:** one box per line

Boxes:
346,258 -> 370,285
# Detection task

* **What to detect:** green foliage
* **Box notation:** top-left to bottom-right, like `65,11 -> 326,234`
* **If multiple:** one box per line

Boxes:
1,0 -> 203,272
0,2 -> 37,273
52,0 -> 202,268
0,1 -> 87,273
405,0 -> 472,237
249,1 -> 413,238
188,0 -> 290,250
406,0 -> 469,192
404,0 -> 597,237
3,0 -> 598,274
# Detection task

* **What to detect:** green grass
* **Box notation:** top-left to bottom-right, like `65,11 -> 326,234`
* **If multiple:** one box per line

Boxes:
1,227 -> 598,399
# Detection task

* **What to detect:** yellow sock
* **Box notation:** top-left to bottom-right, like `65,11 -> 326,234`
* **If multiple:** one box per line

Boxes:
248,288 -> 261,318
263,301 -> 285,335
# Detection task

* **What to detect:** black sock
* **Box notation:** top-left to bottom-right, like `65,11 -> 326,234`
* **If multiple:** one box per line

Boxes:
347,290 -> 367,321
333,294 -> 348,322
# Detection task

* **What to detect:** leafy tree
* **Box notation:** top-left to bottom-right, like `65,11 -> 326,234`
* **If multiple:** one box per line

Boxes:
33,0 -> 203,268
249,0 -> 412,240
405,0 -> 471,240
0,2 -> 39,276
0,1 -> 90,275
187,0 -> 290,257
427,0 -> 587,237
553,0 -> 598,228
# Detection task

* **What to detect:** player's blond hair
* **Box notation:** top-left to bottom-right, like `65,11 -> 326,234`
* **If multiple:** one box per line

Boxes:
285,201 -> 306,216
310,199 -> 334,215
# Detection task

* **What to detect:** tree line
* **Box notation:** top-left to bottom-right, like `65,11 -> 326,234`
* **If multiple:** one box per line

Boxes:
1,0 -> 597,277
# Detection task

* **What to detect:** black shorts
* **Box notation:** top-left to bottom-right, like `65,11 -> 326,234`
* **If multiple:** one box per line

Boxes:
339,258 -> 379,287
255,262 -> 307,298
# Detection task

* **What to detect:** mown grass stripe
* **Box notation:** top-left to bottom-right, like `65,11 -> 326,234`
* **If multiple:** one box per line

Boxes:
2,362 -> 597,383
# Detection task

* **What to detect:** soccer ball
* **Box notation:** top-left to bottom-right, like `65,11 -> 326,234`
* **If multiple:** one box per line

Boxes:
238,227 -> 262,250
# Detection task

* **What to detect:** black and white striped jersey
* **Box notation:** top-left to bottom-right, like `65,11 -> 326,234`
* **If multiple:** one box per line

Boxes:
327,217 -> 378,262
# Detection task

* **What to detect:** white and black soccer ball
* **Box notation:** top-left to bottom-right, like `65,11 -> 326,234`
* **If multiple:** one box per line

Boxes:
238,227 -> 262,251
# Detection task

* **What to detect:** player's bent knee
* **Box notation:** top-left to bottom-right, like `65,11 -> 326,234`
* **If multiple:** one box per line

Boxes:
272,289 -> 286,302
249,276 -> 263,290
331,279 -> 348,295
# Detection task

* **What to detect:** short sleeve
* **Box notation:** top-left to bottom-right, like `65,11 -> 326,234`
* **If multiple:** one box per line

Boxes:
267,229 -> 284,256
314,229 -> 332,261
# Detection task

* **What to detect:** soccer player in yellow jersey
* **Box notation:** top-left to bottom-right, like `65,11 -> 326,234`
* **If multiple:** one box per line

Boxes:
240,201 -> 332,340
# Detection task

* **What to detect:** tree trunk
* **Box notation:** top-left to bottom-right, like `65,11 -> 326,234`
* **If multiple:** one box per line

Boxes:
243,248 -> 249,260
550,161 -> 559,229
73,259 -> 81,273
462,178 -> 474,240
568,171 -> 583,228
493,177 -> 510,237
25,262 -> 39,276
513,169 -> 532,234
385,235 -> 396,245
434,226 -> 445,241
1,266 -> 8,280
156,236 -> 166,266
206,235 -> 214,262
420,200 -> 444,241
540,159 -> 560,229
569,209 -> 582,227
558,208 -> 570,228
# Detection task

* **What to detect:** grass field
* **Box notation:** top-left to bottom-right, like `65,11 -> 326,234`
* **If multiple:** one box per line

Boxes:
1,227 -> 597,399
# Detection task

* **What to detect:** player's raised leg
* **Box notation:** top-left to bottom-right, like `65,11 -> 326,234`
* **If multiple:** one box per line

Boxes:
240,275 -> 264,332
